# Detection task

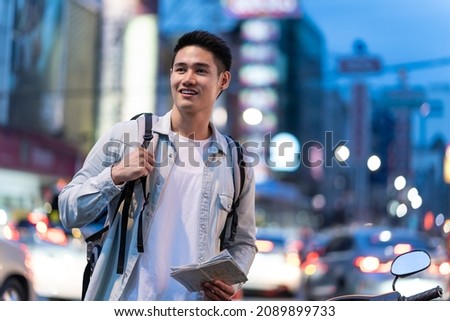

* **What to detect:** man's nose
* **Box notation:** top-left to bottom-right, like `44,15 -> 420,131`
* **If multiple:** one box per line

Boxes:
182,70 -> 196,84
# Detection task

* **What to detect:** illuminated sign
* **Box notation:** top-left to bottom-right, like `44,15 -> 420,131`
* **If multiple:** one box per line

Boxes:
239,64 -> 279,86
240,43 -> 278,63
239,88 -> 278,110
270,132 -> 301,172
222,0 -> 301,19
241,19 -> 279,42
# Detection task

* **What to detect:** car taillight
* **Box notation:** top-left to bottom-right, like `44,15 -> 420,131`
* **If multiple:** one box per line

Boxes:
305,251 -> 319,262
353,256 -> 391,273
302,261 -> 328,276
44,227 -> 68,246
2,224 -> 21,241
429,261 -> 450,275
301,252 -> 328,276
285,252 -> 301,266
393,243 -> 412,255
27,211 -> 49,225
255,240 -> 274,253
439,262 -> 450,275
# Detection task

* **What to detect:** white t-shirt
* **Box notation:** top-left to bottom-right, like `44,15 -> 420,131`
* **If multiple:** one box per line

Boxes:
121,133 -> 210,300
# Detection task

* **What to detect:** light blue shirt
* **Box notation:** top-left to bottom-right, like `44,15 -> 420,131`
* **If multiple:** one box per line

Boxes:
58,110 -> 257,300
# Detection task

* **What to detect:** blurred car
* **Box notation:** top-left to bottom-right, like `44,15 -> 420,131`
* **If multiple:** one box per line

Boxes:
243,230 -> 302,297
0,238 -> 35,300
3,209 -> 87,300
26,238 -> 86,300
298,225 -> 450,301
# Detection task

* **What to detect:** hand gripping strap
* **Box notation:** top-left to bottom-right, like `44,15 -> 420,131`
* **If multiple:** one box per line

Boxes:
117,113 -> 153,273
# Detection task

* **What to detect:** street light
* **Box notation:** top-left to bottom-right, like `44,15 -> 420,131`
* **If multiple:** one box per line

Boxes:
396,203 -> 408,218
394,176 -> 407,190
335,145 -> 350,162
212,106 -> 228,128
242,107 -> 263,125
367,155 -> 381,171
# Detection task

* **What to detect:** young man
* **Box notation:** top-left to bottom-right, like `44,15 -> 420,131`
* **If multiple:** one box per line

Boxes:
58,30 -> 257,301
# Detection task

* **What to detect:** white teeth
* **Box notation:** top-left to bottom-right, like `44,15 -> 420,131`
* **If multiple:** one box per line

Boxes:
181,89 -> 196,95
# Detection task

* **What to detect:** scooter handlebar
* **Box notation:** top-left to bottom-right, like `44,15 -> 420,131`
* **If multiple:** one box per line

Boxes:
401,286 -> 443,301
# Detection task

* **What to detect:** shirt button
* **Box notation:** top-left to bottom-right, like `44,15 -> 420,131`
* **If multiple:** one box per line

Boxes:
208,146 -> 218,153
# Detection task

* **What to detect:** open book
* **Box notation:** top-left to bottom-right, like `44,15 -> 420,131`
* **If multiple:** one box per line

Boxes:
170,250 -> 248,292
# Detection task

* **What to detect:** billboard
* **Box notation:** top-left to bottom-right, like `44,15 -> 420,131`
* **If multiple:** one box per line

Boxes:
222,0 -> 301,19
9,0 -> 65,135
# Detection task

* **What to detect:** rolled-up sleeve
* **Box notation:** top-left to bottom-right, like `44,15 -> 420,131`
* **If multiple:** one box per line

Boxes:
58,121 -> 135,229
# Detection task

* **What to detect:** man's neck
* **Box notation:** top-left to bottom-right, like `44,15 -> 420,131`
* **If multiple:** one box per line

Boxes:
171,109 -> 212,140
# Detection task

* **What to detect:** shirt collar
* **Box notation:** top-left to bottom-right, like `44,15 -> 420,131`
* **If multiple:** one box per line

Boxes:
152,109 -> 229,156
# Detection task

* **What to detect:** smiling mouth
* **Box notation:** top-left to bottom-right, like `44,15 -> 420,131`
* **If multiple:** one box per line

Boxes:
179,89 -> 198,96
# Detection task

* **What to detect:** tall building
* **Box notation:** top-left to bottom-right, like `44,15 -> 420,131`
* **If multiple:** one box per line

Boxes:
277,15 -> 326,196
0,0 -> 100,217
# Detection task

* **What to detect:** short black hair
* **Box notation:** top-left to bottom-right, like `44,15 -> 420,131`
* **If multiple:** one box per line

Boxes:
172,30 -> 232,73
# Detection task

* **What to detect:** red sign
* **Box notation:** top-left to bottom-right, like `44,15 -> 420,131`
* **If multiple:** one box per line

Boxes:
0,127 -> 82,178
222,0 -> 301,18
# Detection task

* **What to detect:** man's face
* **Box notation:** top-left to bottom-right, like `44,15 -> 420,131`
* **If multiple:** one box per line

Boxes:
170,45 -> 230,115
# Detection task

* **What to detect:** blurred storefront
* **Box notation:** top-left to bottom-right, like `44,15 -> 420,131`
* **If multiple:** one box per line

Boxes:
0,126 -> 79,217
0,0 -> 100,216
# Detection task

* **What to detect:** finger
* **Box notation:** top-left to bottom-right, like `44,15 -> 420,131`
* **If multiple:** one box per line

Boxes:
139,148 -> 154,167
145,151 -> 155,168
134,148 -> 150,169
212,280 -> 235,297
209,287 -> 220,299
202,283 -> 219,300
205,283 -> 233,301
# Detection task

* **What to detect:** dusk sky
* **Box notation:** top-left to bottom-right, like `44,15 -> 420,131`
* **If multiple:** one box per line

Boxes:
302,0 -> 450,89
302,0 -> 450,144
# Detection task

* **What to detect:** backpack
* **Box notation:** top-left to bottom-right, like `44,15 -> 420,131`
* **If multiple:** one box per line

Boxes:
81,112 -> 246,300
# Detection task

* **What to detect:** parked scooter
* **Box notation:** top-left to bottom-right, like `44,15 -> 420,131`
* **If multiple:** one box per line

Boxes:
328,249 -> 443,301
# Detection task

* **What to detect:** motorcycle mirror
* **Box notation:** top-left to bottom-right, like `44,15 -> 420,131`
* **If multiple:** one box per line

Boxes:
391,250 -> 431,277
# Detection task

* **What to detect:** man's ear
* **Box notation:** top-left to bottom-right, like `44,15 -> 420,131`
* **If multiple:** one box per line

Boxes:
220,71 -> 231,90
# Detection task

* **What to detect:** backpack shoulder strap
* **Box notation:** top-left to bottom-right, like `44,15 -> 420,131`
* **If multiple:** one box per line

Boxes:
137,112 -> 153,251
130,112 -> 154,148
220,135 -> 246,249
83,112 -> 155,297
118,112 -> 153,273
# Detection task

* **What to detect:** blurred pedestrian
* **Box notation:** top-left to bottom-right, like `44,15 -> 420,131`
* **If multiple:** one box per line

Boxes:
58,30 -> 257,301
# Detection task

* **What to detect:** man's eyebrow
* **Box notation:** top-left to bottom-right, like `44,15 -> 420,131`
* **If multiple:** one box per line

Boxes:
173,62 -> 211,69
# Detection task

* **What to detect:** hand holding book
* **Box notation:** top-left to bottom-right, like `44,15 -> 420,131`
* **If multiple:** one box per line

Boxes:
170,250 -> 247,292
